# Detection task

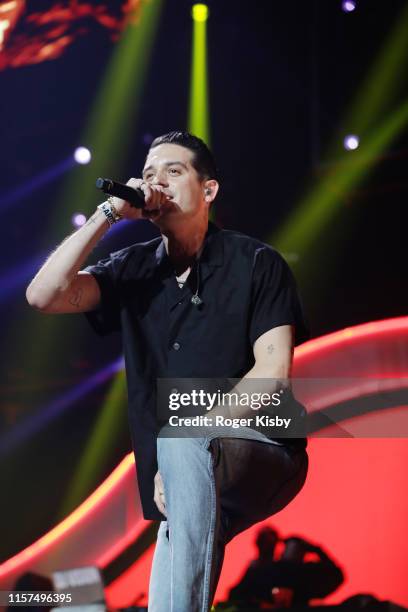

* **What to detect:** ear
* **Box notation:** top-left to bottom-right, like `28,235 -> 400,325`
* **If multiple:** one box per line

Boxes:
203,179 -> 219,205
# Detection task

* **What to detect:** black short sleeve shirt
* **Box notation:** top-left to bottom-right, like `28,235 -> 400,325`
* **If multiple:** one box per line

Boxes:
84,222 -> 309,519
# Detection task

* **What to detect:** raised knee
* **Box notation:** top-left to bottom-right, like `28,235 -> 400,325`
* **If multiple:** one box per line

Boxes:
157,433 -> 205,462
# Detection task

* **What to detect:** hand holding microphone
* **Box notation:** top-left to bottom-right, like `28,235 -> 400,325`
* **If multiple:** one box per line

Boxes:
96,177 -> 172,221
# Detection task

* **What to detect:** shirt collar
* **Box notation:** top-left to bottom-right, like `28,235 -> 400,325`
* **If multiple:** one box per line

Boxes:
154,220 -> 223,269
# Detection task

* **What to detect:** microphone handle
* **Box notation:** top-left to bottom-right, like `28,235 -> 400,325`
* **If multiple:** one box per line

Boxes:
95,178 -> 145,209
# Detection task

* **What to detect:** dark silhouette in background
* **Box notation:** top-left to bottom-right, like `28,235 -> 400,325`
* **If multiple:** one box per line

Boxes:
228,529 -> 344,608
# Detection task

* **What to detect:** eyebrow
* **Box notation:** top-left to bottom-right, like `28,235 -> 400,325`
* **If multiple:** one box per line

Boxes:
142,161 -> 189,175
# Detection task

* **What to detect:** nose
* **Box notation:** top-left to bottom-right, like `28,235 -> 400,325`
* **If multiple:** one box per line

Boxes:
151,168 -> 168,187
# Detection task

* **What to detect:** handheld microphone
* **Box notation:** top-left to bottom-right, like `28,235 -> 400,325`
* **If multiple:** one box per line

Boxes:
95,178 -> 145,208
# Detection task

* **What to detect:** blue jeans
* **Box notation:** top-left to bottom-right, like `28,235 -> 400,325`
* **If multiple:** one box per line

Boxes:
148,430 -> 308,612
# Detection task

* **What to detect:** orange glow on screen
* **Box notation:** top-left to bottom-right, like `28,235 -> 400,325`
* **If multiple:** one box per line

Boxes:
0,0 -> 25,48
0,0 -> 142,70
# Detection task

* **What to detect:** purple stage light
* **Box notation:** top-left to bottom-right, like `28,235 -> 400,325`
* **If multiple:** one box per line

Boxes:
74,146 -> 92,165
0,357 -> 124,456
72,212 -> 87,227
342,0 -> 356,12
0,157 -> 75,212
344,134 -> 360,150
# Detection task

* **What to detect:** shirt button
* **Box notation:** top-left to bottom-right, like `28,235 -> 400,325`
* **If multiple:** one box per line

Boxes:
172,342 -> 181,351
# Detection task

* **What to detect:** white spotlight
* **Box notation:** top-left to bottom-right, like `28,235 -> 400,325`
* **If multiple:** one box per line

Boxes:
344,135 -> 360,151
74,147 -> 92,165
342,1 -> 356,12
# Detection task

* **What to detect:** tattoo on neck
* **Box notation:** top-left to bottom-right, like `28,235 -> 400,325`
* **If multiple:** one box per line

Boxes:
69,288 -> 83,307
267,344 -> 275,354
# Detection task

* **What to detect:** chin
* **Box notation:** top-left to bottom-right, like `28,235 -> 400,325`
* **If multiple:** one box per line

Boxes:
160,206 -> 184,219
151,211 -> 179,230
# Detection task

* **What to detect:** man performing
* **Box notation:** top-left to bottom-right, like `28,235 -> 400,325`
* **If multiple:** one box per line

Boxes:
26,131 -> 309,611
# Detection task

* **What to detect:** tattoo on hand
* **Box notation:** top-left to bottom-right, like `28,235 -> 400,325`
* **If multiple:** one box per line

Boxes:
69,289 -> 83,307
267,344 -> 275,354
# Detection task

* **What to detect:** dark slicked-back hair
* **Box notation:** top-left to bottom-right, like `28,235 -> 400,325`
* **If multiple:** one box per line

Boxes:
149,131 -> 219,181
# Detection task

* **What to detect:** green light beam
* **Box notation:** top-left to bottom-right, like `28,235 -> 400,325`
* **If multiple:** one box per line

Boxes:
188,4 -> 210,145
274,99 -> 408,257
342,3 -> 408,141
58,370 -> 127,519
269,5 -> 408,268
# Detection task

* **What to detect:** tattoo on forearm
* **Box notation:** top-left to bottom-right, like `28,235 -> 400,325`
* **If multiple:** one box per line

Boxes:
267,344 -> 275,354
69,289 -> 83,307
85,213 -> 98,226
